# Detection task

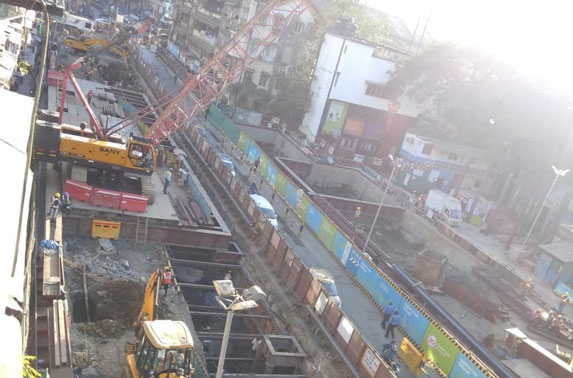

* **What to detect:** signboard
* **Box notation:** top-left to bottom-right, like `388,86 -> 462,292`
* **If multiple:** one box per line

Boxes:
336,316 -> 354,344
421,324 -> 459,375
314,292 -> 328,314
322,100 -> 348,136
238,132 -> 248,153
361,348 -> 381,377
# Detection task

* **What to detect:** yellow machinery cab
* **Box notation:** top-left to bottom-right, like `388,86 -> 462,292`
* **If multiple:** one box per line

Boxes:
57,124 -> 156,175
125,320 -> 195,378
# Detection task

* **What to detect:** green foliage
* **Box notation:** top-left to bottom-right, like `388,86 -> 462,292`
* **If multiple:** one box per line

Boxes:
330,0 -> 393,43
23,356 -> 41,378
270,70 -> 312,127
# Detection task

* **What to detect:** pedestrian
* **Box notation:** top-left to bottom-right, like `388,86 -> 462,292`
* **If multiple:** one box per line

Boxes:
251,337 -> 262,356
381,302 -> 394,329
49,192 -> 61,221
224,270 -> 232,281
163,167 -> 173,194
87,89 -> 93,105
558,293 -> 569,315
254,157 -> 260,170
381,340 -> 397,363
385,311 -> 400,339
161,266 -> 173,296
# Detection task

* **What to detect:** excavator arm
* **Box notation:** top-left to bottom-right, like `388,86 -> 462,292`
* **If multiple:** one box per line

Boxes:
135,270 -> 161,331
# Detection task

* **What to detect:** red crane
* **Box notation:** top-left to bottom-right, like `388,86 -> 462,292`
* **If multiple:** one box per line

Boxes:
104,0 -> 313,147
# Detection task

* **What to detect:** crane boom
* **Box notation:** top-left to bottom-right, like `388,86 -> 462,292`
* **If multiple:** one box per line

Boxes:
142,0 -> 311,146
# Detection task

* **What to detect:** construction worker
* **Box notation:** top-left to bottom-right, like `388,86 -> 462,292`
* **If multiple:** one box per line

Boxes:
521,278 -> 533,298
161,266 -> 173,296
355,206 -> 361,221
87,89 -> 94,105
558,293 -> 569,315
49,193 -> 61,221
384,310 -> 400,339
381,340 -> 397,364
163,167 -> 173,194
61,191 -> 71,215
381,302 -> 394,329
224,270 -> 232,281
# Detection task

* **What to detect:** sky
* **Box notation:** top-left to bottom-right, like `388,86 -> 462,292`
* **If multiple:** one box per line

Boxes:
363,0 -> 573,92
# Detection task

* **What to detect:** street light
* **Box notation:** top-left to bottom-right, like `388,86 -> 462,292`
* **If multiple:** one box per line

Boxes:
363,155 -> 403,254
522,166 -> 569,248
213,280 -> 266,378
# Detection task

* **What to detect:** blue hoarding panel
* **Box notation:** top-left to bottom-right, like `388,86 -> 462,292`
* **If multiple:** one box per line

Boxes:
267,164 -> 276,188
342,247 -> 361,277
332,231 -> 349,260
305,203 -> 323,234
285,182 -> 297,207
247,142 -> 261,161
450,353 -> 488,378
399,300 -> 429,346
355,257 -> 379,296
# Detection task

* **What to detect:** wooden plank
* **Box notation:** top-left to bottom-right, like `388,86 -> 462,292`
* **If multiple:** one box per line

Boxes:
52,304 -> 61,367
57,300 -> 68,365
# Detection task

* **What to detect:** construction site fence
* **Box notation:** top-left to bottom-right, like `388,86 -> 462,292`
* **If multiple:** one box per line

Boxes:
201,104 -> 496,378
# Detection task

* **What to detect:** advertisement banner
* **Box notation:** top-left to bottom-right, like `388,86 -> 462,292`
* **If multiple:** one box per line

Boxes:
267,164 -> 276,188
238,132 -> 248,153
246,141 -> 261,161
332,231 -> 349,260
421,324 -> 459,375
318,218 -> 336,251
285,182 -> 298,207
322,100 -> 348,136
259,154 -> 269,178
295,195 -> 309,219
450,353 -> 488,378
275,172 -> 287,198
355,257 -> 379,296
342,246 -> 361,276
305,203 -> 323,234
399,300 -> 429,346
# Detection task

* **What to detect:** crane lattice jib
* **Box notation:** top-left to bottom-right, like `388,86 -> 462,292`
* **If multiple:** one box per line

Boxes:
143,0 -> 310,146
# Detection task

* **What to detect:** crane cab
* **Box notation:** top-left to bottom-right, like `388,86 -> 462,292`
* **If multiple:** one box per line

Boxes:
124,320 -> 195,378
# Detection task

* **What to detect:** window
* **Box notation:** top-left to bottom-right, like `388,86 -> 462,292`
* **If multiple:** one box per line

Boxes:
448,153 -> 459,161
293,21 -> 304,34
259,72 -> 270,87
360,141 -> 376,153
340,136 -> 355,149
365,83 -> 385,98
422,143 -> 434,155
243,70 -> 254,83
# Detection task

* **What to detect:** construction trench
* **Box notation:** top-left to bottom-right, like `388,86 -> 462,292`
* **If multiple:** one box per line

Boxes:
37,30 -> 573,378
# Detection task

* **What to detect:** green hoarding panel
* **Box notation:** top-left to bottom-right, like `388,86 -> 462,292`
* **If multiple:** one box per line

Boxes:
420,323 -> 459,375
275,172 -> 287,197
295,195 -> 309,219
238,132 -> 248,153
259,155 -> 269,178
318,218 -> 336,251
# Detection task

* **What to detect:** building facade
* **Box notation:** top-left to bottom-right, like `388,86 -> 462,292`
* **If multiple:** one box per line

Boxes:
397,132 -> 493,197
300,31 -> 418,166
169,0 -> 313,97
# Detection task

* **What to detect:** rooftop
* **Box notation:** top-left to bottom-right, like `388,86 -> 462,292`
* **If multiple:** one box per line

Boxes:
539,241 -> 573,263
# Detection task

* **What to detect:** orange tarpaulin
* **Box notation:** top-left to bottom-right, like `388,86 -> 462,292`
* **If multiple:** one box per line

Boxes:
343,118 -> 365,136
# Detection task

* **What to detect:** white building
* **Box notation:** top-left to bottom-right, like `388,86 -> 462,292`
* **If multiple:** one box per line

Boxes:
300,32 -> 418,164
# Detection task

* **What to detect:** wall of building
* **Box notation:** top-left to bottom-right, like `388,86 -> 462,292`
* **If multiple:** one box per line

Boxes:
239,125 -> 311,161
301,32 -> 417,142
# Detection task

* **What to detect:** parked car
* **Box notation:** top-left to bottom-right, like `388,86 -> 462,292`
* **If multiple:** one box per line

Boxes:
217,153 -> 235,177
310,268 -> 342,307
250,194 -> 278,229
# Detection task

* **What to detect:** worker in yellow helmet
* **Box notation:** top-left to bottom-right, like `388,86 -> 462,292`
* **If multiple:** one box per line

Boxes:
49,192 -> 61,221
161,266 -> 173,296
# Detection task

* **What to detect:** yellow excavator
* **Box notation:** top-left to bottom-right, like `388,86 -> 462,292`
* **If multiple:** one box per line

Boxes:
63,35 -> 129,67
123,269 -> 195,378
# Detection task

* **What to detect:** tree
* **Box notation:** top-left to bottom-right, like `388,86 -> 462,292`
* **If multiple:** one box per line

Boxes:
270,70 -> 312,127
386,43 -> 573,238
330,0 -> 394,43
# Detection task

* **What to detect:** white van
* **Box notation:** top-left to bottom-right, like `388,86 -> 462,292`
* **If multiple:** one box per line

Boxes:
61,12 -> 95,34
250,194 -> 278,229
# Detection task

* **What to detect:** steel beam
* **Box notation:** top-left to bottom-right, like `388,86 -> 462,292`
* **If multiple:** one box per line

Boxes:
179,283 -> 247,290
189,311 -> 270,319
170,258 -> 240,269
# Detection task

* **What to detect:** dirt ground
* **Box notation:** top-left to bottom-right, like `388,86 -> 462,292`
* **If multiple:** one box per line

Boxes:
64,236 -> 198,378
